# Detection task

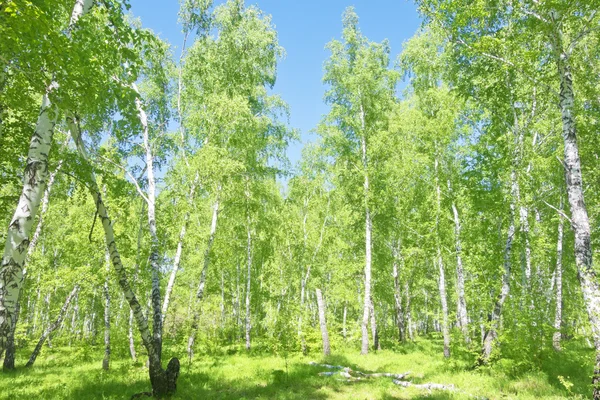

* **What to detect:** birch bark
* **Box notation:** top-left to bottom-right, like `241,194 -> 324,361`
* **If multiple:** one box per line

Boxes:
315,288 -> 330,355
360,104 -> 372,355
550,16 -> 600,394
0,0 -> 92,354
26,285 -> 79,368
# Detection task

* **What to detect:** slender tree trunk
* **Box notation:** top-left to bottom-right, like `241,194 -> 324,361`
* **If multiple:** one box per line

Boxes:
136,85 -> 164,362
102,252 -> 111,371
405,282 -> 413,340
70,291 -> 79,344
437,252 -> 451,358
70,117 -> 179,397
550,20 -> 600,397
298,266 -> 310,354
369,298 -> 380,351
450,194 -> 469,343
128,205 -> 144,363
186,193 -> 220,361
162,177 -> 198,324
434,158 -> 450,358
0,0 -> 91,354
315,288 -> 330,356
360,114 -> 372,355
553,203 -> 564,352
392,243 -> 405,342
342,302 -> 347,340
245,215 -> 252,351
480,171 -> 517,364
26,286 -> 79,367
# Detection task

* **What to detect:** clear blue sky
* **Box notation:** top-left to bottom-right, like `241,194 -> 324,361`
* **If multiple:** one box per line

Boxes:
129,0 -> 422,167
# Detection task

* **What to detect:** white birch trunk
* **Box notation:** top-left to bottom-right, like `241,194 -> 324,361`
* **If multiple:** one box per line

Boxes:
245,213 -> 252,351
480,171 -> 517,364
70,117 -> 179,396
360,109 -> 372,355
26,285 -> 79,368
299,266 -> 310,354
435,158 -> 450,357
553,204 -> 564,351
451,198 -> 469,343
405,282 -> 413,340
187,192 -> 220,360
135,84 -> 164,361
162,176 -> 198,323
0,0 -> 92,353
437,252 -> 451,358
550,21 -> 600,394
102,251 -> 110,371
392,245 -> 404,342
369,298 -> 380,351
315,288 -> 330,356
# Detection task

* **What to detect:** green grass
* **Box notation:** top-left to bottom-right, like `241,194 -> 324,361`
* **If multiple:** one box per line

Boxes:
0,338 -> 594,399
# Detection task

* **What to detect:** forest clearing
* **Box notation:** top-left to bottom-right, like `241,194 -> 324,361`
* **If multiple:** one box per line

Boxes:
2,0 -> 600,399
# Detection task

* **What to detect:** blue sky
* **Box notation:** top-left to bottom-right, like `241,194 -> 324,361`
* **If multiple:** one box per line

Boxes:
129,0 -> 422,167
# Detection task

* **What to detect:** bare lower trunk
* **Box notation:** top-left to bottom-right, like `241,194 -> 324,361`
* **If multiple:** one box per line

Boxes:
0,93 -> 56,353
405,282 -> 413,340
480,171 -> 517,364
451,200 -> 469,343
298,266 -> 310,354
129,309 -> 137,362
553,205 -> 564,351
26,286 -> 79,367
435,158 -> 450,357
71,117 -> 179,397
162,177 -> 198,324
551,23 -> 600,396
186,194 -> 220,360
437,251 -> 451,358
316,288 -> 330,356
342,302 -> 347,340
102,253 -> 110,371
245,218 -> 252,351
136,85 -> 164,362
392,244 -> 404,342
360,129 -> 372,355
369,298 -> 380,351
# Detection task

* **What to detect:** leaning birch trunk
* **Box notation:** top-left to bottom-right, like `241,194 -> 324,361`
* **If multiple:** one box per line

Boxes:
26,285 -> 79,367
0,0 -> 92,354
186,193 -> 220,362
315,288 -> 330,356
553,203 -> 564,352
4,162 -> 62,370
162,176 -> 198,324
360,108 -> 372,355
451,198 -> 469,343
480,171 -> 517,364
135,84 -> 164,362
70,117 -> 179,397
102,251 -> 111,371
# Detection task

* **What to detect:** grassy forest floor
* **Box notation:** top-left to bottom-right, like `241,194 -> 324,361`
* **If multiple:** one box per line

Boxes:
0,338 -> 594,399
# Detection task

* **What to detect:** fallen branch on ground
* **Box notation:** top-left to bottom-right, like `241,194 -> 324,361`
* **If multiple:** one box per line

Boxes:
393,380 -> 455,391
310,362 -> 410,381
